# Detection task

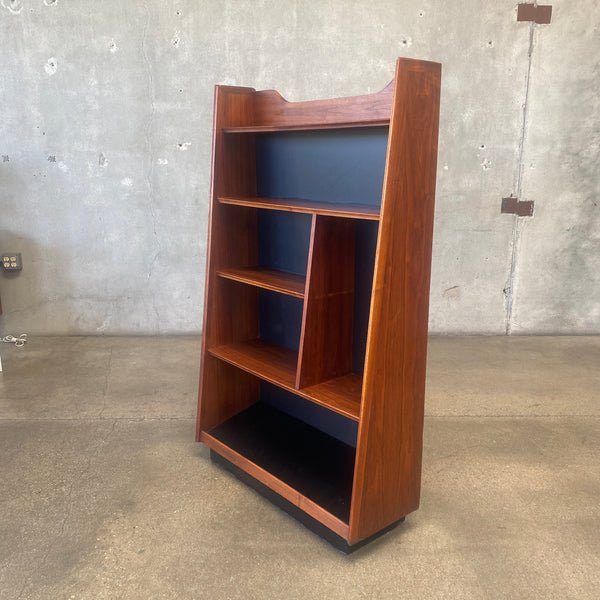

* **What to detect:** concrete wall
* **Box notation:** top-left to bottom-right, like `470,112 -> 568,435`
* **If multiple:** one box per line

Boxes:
0,0 -> 598,335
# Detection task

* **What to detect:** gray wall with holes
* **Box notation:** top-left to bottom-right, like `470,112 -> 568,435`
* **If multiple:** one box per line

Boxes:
0,0 -> 598,335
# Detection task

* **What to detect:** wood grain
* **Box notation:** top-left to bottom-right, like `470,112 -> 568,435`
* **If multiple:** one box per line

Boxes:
349,59 -> 441,543
209,339 -> 298,389
198,355 -> 260,432
216,266 -> 306,298
197,86 -> 258,440
251,80 -> 394,129
300,374 -> 362,420
218,196 -> 380,220
223,121 -> 389,133
297,215 -> 355,388
208,340 -> 361,420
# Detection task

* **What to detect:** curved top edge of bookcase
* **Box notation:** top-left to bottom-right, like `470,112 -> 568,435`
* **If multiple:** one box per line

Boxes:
220,58 -> 440,130
250,78 -> 394,129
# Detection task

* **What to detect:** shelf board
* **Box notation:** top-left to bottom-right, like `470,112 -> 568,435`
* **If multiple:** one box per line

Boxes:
209,339 -> 298,389
216,266 -> 306,298
208,340 -> 361,420
301,374 -> 363,421
218,196 -> 380,221
203,402 -> 356,524
222,120 -> 389,133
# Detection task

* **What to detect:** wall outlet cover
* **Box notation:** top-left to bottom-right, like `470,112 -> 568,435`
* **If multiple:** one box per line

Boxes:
1,253 -> 23,270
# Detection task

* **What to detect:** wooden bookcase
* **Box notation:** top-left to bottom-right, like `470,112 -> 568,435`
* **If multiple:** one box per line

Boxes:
196,57 -> 441,552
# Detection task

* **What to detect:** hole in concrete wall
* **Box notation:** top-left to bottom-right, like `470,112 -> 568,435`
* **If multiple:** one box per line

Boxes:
418,10 -> 424,17
480,144 -> 486,150
4,0 -> 24,14
47,155 -> 56,163
2,155 -> 9,162
488,40 -> 494,47
44,57 -> 58,75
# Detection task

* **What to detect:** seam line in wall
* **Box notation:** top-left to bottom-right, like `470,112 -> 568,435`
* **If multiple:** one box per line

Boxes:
505,20 -> 536,335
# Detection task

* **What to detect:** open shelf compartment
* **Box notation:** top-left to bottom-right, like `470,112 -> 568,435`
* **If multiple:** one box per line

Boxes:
208,340 -> 361,421
202,402 -> 355,528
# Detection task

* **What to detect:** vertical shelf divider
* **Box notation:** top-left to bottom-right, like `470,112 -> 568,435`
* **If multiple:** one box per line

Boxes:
296,215 -> 355,389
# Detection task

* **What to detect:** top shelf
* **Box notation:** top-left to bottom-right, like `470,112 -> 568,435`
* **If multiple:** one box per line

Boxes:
222,120 -> 390,134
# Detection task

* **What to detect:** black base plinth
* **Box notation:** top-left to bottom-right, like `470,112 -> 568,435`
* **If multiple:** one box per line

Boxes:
210,449 -> 405,554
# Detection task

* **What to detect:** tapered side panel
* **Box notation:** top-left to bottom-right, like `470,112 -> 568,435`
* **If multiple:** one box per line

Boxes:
349,59 -> 441,543
199,356 -> 260,432
197,87 -> 259,438
296,216 -> 355,389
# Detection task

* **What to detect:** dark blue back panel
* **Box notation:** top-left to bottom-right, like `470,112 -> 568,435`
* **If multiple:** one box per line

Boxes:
259,289 -> 303,352
260,381 -> 359,447
353,220 -> 379,375
257,210 -> 312,275
256,128 -> 388,208
256,211 -> 310,353
254,129 -> 384,435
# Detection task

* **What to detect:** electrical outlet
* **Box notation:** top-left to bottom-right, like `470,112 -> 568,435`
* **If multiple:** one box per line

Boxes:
1,253 -> 22,270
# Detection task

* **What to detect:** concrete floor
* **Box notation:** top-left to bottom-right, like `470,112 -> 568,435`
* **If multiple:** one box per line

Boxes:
0,336 -> 598,599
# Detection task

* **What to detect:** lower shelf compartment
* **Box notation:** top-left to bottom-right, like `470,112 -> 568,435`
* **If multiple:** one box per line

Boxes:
209,448 -> 406,553
205,402 -> 355,523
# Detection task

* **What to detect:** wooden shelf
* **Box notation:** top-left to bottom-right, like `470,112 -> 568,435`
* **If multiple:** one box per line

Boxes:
208,340 -> 361,420
216,266 -> 306,298
301,374 -> 362,421
209,339 -> 298,389
218,196 -> 380,221
222,120 -> 389,133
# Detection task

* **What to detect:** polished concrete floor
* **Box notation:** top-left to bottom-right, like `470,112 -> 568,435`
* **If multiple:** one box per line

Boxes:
0,336 -> 598,599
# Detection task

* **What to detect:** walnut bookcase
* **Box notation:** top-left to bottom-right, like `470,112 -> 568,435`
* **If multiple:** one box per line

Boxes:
196,58 -> 441,552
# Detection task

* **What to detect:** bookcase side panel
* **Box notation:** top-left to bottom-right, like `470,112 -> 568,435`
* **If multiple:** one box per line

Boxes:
199,356 -> 260,432
197,87 -> 259,437
349,59 -> 441,543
